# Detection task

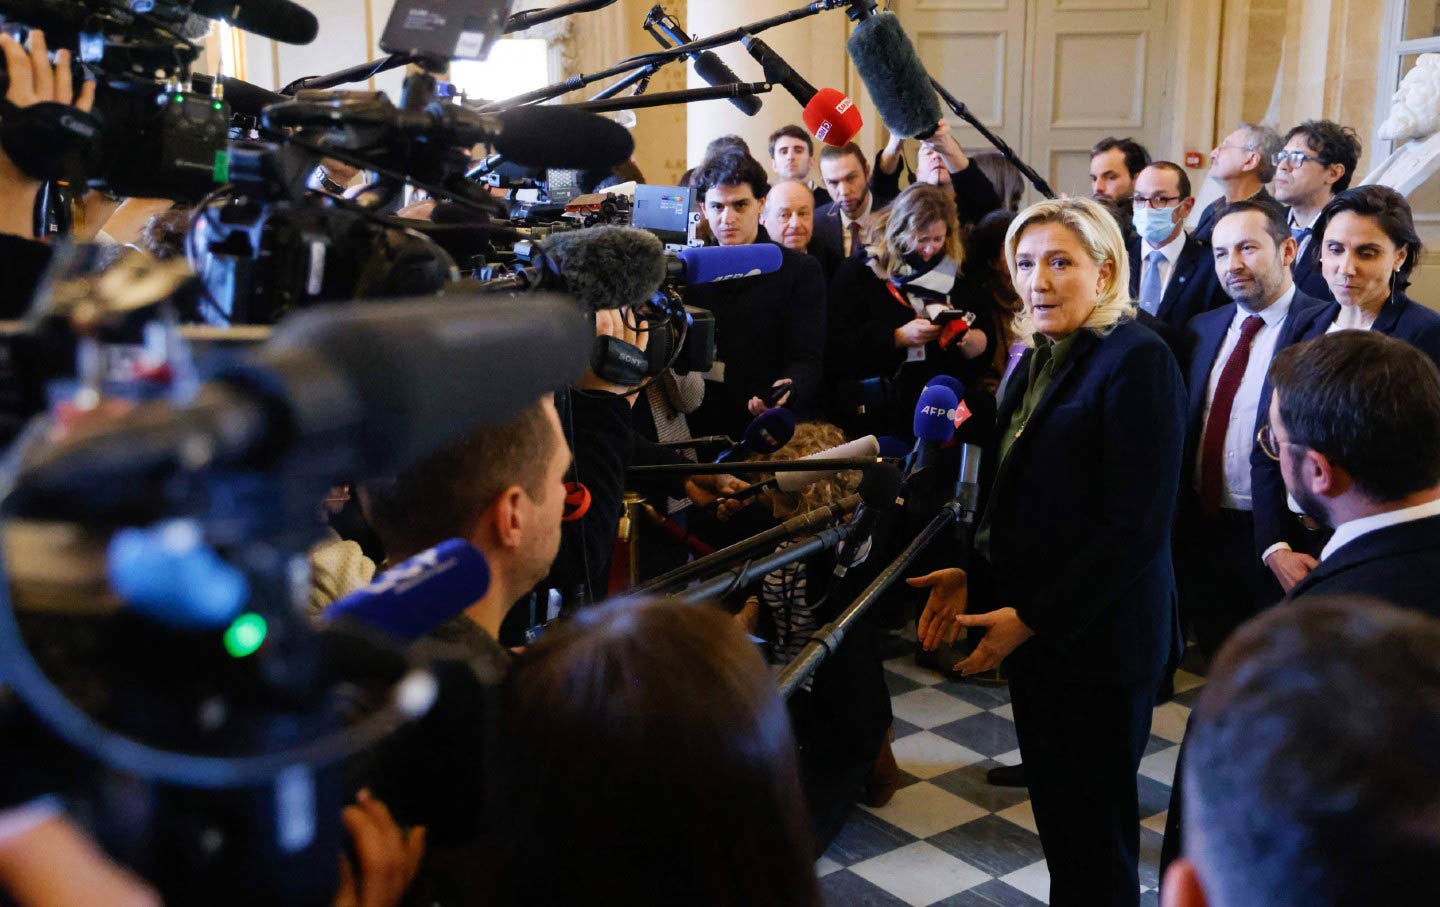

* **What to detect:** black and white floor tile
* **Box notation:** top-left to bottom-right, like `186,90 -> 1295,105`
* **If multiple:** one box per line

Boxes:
817,636 -> 1206,906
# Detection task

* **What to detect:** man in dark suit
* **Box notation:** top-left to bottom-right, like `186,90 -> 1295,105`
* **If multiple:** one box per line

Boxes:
768,124 -> 831,209
1192,122 -> 1285,243
1127,162 -> 1228,334
812,142 -> 898,280
1178,200 -> 1326,658
1265,331 -> 1440,612
1273,120 -> 1363,302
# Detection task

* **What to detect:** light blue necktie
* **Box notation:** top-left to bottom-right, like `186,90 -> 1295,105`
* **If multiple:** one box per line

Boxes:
1139,250 -> 1165,315
1290,225 -> 1312,242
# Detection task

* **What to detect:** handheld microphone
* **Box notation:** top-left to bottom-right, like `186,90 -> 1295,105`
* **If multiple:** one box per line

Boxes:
739,35 -> 863,148
956,443 -> 982,527
717,407 -> 798,464
323,540 -> 491,643
835,461 -> 904,575
190,0 -> 320,44
908,384 -> 959,478
847,12 -> 943,140
665,243 -> 785,285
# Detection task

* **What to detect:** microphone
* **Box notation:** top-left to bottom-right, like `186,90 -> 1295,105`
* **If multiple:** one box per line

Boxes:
692,52 -> 765,117
505,0 -> 620,33
956,442 -> 982,527
717,407 -> 798,464
11,296 -> 591,521
908,384 -> 959,478
665,244 -> 785,285
847,12 -> 943,140
510,226 -> 666,310
739,35 -> 863,148
834,461 -> 904,575
323,540 -> 491,643
727,434 -> 880,502
264,101 -> 635,171
645,7 -> 763,117
190,0 -> 320,44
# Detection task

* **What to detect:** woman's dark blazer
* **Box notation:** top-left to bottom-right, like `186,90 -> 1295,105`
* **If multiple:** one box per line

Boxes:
984,318 -> 1187,684
1291,292 -> 1440,366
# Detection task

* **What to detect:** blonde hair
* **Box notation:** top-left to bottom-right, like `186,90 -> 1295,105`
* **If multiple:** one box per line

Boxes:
1003,196 -> 1135,346
867,183 -> 964,280
761,423 -> 862,520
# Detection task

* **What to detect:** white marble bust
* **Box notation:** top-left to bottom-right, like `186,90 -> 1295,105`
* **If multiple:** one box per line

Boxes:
1362,54 -> 1440,196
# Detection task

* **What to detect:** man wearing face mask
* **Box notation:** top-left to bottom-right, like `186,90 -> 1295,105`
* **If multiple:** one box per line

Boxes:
1263,331 -> 1440,610
1128,163 -> 1229,334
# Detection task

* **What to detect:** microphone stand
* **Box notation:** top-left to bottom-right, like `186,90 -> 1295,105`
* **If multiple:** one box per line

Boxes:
632,494 -> 858,594
674,522 -> 853,603
776,495 -> 963,699
562,83 -> 773,113
929,79 -> 1056,199
628,458 -> 887,478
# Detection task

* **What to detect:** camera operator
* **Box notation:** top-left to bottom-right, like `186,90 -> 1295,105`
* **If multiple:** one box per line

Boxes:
0,31 -> 94,316
684,150 -> 827,440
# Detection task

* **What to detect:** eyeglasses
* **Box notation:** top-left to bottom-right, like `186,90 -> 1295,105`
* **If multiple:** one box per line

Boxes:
1257,424 -> 1309,461
1272,150 -> 1327,169
1215,142 -> 1257,156
1132,194 -> 1183,210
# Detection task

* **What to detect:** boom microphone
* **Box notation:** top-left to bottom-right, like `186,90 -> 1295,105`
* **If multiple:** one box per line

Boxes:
190,73 -> 286,118
666,243 -> 785,285
645,7 -> 763,117
847,12 -> 942,140
323,540 -> 491,643
190,0 -> 320,44
740,35 -> 862,148
728,433 -> 881,502
692,51 -> 764,117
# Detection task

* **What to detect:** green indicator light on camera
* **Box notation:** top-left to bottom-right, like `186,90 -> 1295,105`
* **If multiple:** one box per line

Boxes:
213,101 -> 223,110
223,612 -> 268,658
213,150 -> 230,183
175,93 -> 185,103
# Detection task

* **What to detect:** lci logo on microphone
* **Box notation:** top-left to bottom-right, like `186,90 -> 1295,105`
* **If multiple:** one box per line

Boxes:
815,120 -> 833,141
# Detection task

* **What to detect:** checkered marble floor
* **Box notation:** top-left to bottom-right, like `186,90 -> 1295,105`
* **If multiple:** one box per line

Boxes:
816,635 -> 1207,907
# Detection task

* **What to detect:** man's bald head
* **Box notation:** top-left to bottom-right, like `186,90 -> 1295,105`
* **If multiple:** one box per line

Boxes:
761,180 -> 815,253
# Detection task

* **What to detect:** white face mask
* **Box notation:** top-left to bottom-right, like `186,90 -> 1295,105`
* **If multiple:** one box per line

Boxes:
1132,206 -> 1180,246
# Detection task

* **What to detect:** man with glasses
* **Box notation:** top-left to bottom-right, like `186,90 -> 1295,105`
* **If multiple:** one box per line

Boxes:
1127,161 -> 1228,331
1177,200 -> 1325,660
1194,123 -> 1285,244
1273,120 -> 1363,301
1260,330 -> 1440,608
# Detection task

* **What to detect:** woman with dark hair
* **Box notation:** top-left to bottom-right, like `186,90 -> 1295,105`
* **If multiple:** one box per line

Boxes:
1251,184 -> 1440,588
826,183 -> 998,438
483,598 -> 822,907
1296,184 -> 1440,363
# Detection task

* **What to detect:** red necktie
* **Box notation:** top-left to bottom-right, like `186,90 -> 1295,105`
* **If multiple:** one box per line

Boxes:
1199,315 -> 1265,517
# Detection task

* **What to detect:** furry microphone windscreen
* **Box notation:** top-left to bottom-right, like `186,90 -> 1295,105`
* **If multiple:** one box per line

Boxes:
846,12 -> 942,140
540,226 -> 667,310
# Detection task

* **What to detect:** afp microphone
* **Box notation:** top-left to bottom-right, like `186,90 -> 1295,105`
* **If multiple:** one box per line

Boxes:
739,35 -> 863,148
667,243 -> 784,285
908,384 -> 959,477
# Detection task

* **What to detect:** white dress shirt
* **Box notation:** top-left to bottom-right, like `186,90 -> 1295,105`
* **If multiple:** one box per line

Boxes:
1321,496 -> 1440,561
1141,229 -> 1187,300
1328,305 -> 1380,332
1196,286 -> 1296,510
840,194 -> 873,256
